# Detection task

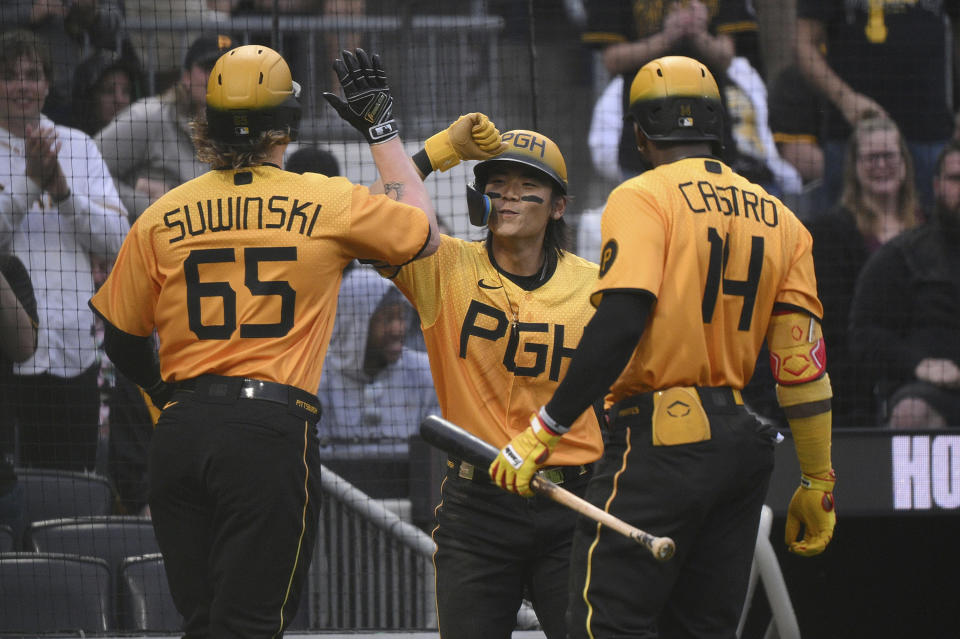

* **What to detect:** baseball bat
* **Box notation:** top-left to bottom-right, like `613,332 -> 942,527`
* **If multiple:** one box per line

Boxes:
419,414 -> 676,561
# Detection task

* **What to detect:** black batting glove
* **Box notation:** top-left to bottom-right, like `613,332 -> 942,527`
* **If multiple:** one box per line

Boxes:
322,48 -> 399,145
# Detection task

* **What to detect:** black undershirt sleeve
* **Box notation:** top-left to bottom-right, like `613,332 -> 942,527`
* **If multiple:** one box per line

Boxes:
545,290 -> 654,427
102,322 -> 163,390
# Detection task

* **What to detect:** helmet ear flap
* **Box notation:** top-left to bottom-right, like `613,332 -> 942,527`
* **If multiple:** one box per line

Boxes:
466,183 -> 492,227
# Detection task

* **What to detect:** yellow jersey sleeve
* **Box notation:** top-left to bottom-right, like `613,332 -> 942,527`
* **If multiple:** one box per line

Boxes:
90,216 -> 160,337
591,178 -> 668,306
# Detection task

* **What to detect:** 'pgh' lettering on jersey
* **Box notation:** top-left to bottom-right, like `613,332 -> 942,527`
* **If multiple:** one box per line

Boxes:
594,157 -> 822,403
90,165 -> 430,393
390,236 -> 602,466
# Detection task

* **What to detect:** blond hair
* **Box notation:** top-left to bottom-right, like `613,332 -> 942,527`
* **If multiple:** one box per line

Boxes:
190,119 -> 291,169
839,116 -> 918,236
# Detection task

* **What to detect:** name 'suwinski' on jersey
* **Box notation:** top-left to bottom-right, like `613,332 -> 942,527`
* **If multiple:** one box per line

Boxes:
389,235 -> 603,466
90,165 -> 430,393
594,157 -> 822,402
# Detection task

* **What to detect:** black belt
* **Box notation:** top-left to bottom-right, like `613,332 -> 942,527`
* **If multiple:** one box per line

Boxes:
448,459 -> 592,485
174,374 -> 321,422
610,386 -> 743,418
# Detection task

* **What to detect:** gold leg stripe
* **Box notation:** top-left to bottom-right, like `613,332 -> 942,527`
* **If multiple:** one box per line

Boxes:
581,425 -> 633,639
271,420 -> 311,639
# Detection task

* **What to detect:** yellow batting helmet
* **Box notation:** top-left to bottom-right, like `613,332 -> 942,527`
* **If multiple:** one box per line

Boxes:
206,44 -> 302,143
626,56 -> 723,148
473,129 -> 568,194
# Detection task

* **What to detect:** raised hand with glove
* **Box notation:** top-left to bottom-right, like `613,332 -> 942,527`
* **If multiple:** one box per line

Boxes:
489,407 -> 564,497
322,48 -> 398,145
416,112 -> 507,174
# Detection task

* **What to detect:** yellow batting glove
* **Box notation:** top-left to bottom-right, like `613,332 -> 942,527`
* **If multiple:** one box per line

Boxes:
424,112 -> 507,171
489,409 -> 562,497
785,470 -> 836,556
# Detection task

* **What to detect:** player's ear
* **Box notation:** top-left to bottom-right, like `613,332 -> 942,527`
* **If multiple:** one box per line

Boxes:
633,122 -> 646,153
550,193 -> 566,220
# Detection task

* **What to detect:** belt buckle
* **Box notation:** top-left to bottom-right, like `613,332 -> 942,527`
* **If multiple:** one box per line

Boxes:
458,461 -> 476,481
540,467 -> 565,485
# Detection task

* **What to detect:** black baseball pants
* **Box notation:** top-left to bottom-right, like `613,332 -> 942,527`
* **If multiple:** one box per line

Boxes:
148,383 -> 321,639
433,462 -> 591,639
566,388 -> 777,639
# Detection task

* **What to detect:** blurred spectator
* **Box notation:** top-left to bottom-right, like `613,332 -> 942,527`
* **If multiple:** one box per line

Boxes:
850,140 -> 960,429
0,0 -> 129,125
285,144 -> 340,176
804,116 -> 919,427
317,266 -> 439,499
95,33 -> 233,221
125,0 -> 226,93
0,29 -> 129,471
794,0 -> 955,209
586,73 -> 625,184
213,0 -> 366,112
0,254 -> 37,541
581,0 -> 763,180
768,63 -> 826,209
70,49 -> 144,137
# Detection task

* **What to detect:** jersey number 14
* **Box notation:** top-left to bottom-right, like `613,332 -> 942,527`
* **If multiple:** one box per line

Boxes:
701,228 -> 764,331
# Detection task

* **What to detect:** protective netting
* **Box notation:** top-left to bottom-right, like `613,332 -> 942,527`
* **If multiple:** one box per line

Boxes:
0,0 -> 958,635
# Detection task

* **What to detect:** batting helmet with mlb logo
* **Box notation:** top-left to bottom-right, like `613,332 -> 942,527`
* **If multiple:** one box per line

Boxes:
626,56 -> 723,151
205,44 -> 302,144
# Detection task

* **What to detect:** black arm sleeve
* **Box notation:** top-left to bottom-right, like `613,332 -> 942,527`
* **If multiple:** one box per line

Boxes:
102,322 -> 162,390
545,290 -> 654,427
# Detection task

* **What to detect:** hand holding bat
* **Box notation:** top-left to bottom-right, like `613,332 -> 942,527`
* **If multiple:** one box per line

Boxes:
420,414 -> 676,561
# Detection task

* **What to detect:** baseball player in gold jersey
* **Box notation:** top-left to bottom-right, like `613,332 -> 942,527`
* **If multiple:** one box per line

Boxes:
89,46 -> 440,638
382,125 -> 603,638
492,56 -> 837,638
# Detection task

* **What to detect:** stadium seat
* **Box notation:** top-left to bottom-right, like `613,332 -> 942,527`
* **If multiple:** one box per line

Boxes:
26,516 -> 160,629
117,552 -> 311,632
16,468 -> 114,534
0,551 -> 112,633
118,552 -> 182,632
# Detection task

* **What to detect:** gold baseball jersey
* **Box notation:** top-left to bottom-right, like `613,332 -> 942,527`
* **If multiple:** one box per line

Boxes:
90,165 -> 430,393
390,236 -> 603,466
595,157 -> 822,403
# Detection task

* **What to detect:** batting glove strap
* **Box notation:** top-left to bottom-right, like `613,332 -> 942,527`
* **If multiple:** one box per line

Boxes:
785,469 -> 836,557
322,48 -> 399,145
536,406 -> 567,435
799,469 -> 836,492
